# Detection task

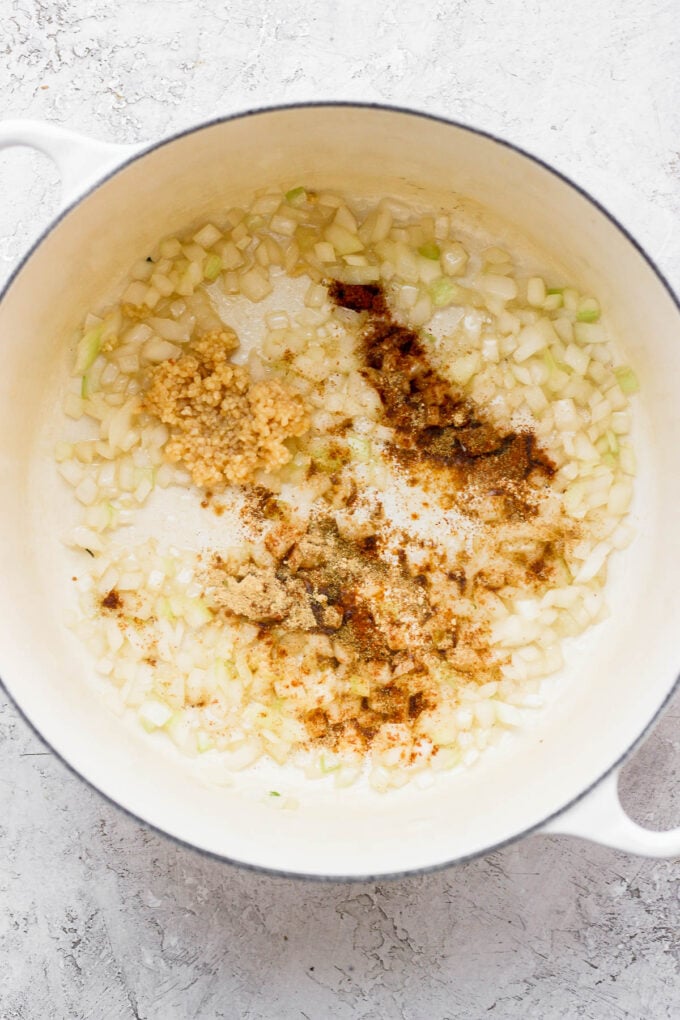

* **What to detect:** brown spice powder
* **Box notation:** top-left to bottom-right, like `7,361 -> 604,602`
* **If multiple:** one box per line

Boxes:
101,589 -> 123,612
198,282 -> 574,759
353,293 -> 556,519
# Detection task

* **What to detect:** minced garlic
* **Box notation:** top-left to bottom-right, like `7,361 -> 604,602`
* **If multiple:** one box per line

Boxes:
144,328 -> 309,488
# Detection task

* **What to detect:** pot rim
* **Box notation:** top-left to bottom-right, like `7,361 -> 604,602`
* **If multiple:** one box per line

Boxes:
1,100 -> 679,882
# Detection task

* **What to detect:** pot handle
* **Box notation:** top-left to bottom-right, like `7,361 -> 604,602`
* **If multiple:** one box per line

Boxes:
542,768 -> 680,857
0,119 -> 137,207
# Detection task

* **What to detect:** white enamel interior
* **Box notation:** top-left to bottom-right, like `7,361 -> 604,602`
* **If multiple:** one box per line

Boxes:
0,107 -> 678,878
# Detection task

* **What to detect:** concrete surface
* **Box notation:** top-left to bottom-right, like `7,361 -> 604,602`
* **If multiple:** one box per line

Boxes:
1,1 -> 679,1017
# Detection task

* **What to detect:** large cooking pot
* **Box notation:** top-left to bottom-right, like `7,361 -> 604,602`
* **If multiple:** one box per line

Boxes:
1,105 -> 678,878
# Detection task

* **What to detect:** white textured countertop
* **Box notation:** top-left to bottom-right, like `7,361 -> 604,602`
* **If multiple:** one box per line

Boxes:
1,2 -> 679,1018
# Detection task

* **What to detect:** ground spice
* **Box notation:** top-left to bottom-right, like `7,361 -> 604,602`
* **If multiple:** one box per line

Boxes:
201,281 -> 572,758
205,509 -> 491,753
331,283 -> 556,519
327,281 -> 388,316
101,589 -> 122,612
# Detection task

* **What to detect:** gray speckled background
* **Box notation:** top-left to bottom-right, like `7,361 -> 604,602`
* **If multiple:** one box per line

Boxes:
1,2 -> 679,1018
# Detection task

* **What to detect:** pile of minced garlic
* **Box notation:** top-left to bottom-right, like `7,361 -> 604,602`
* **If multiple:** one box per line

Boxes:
56,185 -> 638,791
144,327 -> 309,488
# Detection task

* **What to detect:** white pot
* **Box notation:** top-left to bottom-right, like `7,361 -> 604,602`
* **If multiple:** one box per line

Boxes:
1,105 -> 678,878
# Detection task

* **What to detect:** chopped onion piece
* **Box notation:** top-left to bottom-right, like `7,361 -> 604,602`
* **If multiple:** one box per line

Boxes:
74,326 -> 103,376
576,298 -> 600,322
513,325 -> 546,363
324,223 -> 363,256
418,241 -> 440,260
481,274 -> 518,301
193,223 -> 223,249
574,321 -> 606,344
615,366 -> 639,395
527,277 -> 546,307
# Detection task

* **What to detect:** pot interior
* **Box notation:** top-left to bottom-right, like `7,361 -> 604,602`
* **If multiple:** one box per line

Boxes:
0,106 -> 678,877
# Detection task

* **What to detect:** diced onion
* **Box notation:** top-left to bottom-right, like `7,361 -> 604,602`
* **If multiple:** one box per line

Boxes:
57,187 -> 638,793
